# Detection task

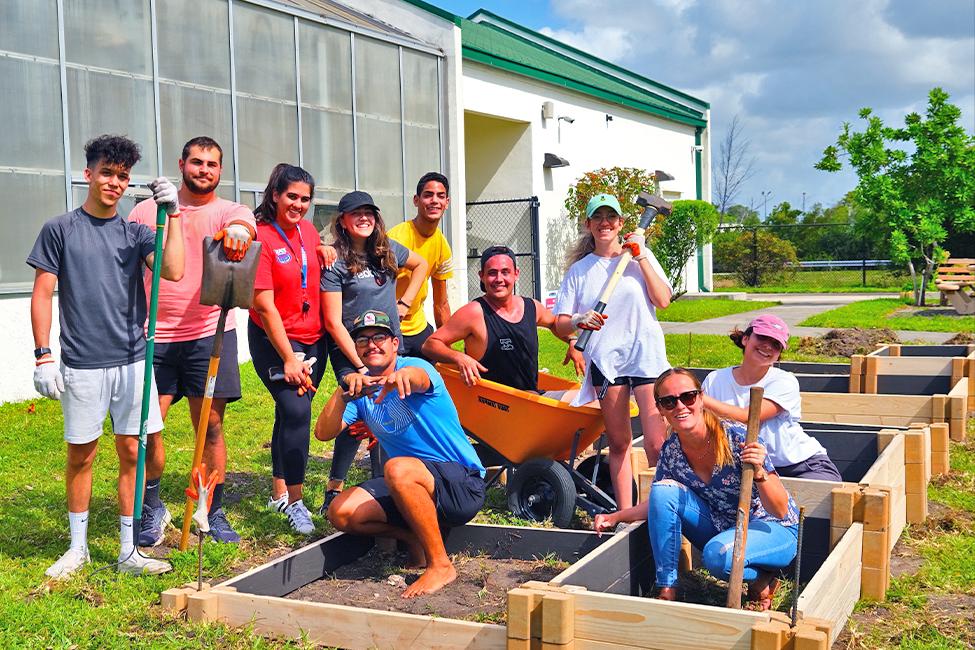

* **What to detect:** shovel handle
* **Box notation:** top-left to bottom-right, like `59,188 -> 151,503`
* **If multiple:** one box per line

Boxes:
726,385 -> 764,608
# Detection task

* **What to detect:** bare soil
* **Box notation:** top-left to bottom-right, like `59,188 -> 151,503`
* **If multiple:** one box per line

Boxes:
944,331 -> 975,345
796,328 -> 900,358
285,547 -> 567,622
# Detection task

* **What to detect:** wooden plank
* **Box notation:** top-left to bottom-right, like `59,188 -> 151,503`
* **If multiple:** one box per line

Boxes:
849,355 -> 863,393
542,593 -> 575,645
552,522 -> 649,596
797,524 -> 863,647
801,393 -> 933,427
906,492 -> 928,523
204,590 -> 507,650
508,588 -> 544,640
865,356 -> 879,393
444,524 -> 609,562
888,344 -> 901,357
570,590 -> 766,650
931,395 -> 947,422
950,418 -> 966,443
860,434 -> 903,487
873,356 -> 954,377
780,477 -> 852,520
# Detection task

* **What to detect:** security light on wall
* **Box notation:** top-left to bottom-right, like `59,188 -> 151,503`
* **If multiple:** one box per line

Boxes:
542,101 -> 555,120
557,115 -> 575,123
543,153 -> 570,168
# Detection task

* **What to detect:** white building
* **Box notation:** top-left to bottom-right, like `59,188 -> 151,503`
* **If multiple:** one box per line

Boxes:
0,0 -> 709,403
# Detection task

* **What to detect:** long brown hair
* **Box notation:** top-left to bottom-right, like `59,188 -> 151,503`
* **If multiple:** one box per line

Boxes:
254,163 -> 315,225
331,208 -> 398,276
655,367 -> 734,467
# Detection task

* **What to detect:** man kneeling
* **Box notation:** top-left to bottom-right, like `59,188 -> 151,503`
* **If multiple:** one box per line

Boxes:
315,310 -> 486,597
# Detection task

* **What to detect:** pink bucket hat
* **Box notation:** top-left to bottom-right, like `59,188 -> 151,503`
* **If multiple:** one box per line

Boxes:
748,314 -> 789,350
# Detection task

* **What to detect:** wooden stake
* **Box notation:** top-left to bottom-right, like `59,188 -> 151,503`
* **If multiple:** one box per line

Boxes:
726,385 -> 764,608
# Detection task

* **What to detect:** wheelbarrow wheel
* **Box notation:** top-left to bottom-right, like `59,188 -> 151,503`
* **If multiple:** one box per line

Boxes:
506,458 -> 576,528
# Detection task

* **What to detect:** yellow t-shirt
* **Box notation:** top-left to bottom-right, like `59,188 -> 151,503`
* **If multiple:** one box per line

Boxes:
388,220 -> 453,336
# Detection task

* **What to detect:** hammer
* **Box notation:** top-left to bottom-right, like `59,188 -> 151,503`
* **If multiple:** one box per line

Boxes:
574,171 -> 674,353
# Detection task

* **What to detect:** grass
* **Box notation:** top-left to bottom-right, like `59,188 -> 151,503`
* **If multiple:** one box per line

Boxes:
713,269 -> 911,293
799,298 -> 975,333
0,331 -> 964,647
656,298 -> 779,322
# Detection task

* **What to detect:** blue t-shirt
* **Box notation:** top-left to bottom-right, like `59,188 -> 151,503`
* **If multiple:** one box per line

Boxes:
654,420 -> 800,531
342,357 -> 485,473
27,208 -> 156,369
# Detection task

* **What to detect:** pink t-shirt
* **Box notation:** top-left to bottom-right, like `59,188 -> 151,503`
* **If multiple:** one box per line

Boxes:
129,197 -> 255,342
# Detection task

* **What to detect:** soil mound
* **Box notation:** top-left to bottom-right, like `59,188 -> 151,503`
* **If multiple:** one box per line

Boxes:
944,331 -> 975,345
796,328 -> 900,358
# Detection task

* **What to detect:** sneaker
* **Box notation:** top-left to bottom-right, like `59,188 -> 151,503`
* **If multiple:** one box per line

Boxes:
207,508 -> 241,543
138,504 -> 172,547
45,547 -> 90,579
285,500 -> 315,535
267,493 -> 288,513
117,550 -> 172,576
319,489 -> 341,517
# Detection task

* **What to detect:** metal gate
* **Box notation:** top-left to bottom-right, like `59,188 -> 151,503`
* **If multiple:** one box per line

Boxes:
465,197 -> 541,300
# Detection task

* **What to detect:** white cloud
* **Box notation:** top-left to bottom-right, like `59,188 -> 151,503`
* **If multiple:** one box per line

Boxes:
538,25 -> 633,63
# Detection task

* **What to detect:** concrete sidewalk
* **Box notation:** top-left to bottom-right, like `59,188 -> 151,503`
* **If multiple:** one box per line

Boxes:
662,293 -> 958,343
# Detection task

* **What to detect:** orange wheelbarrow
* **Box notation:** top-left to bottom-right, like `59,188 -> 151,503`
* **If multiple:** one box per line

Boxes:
438,364 -> 638,527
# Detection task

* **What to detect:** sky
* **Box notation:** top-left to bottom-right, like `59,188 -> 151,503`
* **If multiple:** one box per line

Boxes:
435,0 -> 975,215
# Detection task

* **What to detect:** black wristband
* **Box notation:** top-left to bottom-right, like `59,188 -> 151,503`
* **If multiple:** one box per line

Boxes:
33,347 -> 52,359
397,299 -> 411,308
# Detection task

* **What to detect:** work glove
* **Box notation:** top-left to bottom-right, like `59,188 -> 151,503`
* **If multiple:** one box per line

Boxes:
348,420 -> 378,451
570,310 -> 608,331
147,177 -> 180,216
33,360 -> 64,400
214,222 -> 254,262
185,463 -> 219,533
623,232 -> 647,261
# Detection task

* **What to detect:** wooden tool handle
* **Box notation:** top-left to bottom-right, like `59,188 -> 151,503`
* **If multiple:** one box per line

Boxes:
726,385 -> 765,608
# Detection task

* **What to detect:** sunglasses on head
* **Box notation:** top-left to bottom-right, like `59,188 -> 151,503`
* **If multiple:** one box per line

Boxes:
655,389 -> 701,410
354,332 -> 391,348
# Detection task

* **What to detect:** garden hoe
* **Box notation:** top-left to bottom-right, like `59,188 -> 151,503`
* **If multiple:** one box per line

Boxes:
178,237 -> 261,551
574,170 -> 674,353
726,385 -> 764,608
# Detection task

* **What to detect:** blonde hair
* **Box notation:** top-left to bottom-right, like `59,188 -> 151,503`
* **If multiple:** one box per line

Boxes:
565,231 -> 596,269
655,367 -> 734,467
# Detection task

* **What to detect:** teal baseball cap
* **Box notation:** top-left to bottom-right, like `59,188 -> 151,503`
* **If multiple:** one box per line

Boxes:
585,193 -> 622,219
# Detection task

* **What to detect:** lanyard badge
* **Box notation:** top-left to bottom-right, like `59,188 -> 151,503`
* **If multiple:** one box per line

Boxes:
271,222 -> 307,289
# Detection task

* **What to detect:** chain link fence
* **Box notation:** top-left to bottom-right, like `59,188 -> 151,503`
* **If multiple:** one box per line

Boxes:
712,223 -> 909,291
465,197 -> 541,300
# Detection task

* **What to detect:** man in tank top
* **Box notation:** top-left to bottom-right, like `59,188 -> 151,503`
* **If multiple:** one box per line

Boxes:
422,246 -> 583,392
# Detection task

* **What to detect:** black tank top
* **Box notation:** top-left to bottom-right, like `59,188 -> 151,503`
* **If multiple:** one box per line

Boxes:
475,296 -> 538,392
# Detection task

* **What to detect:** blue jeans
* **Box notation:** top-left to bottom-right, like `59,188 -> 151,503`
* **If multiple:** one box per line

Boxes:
647,481 -> 798,588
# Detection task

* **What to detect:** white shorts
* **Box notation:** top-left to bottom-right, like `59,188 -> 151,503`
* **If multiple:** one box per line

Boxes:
61,360 -> 164,445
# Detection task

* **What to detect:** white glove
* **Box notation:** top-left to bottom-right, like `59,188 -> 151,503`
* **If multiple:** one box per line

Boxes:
303,356 -> 317,374
147,177 -> 180,216
623,232 -> 647,261
570,310 -> 607,331
225,224 -> 251,246
34,360 -> 64,400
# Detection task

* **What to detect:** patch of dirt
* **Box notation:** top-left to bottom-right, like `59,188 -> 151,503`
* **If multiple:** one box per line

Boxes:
888,540 -> 923,579
796,328 -> 900,358
285,547 -> 567,622
944,331 -> 975,345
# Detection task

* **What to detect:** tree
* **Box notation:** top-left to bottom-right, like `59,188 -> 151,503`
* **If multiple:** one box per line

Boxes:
712,114 -> 757,223
652,200 -> 719,296
725,204 -> 759,226
713,230 -> 798,287
564,167 -> 662,240
816,88 -> 975,305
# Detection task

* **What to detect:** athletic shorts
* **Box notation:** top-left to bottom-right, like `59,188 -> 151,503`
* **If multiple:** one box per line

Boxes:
152,328 -> 241,402
775,453 -> 843,481
358,459 -> 486,528
61,360 -> 163,444
400,324 -> 434,360
589,362 -> 655,389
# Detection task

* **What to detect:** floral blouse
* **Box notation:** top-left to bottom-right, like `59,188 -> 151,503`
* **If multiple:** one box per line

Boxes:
653,420 -> 800,531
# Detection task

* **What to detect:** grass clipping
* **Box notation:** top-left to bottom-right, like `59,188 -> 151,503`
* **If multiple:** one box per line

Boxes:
796,328 -> 900,358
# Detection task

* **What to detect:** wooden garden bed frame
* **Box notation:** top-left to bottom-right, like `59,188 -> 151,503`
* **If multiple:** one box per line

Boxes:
162,524 -> 610,650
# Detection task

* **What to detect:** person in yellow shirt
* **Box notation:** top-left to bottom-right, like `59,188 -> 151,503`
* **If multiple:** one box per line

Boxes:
388,172 -> 454,359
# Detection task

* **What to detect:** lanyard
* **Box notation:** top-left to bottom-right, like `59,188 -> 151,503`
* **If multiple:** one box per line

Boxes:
271,221 -> 307,289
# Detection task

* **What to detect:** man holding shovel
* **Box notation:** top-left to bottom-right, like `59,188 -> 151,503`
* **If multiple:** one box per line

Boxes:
129,136 -> 256,545
29,134 -> 184,577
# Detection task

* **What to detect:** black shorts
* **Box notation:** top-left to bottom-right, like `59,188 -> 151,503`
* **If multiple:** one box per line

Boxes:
401,324 -> 434,360
589,362 -> 655,389
152,328 -> 242,403
358,459 -> 486,528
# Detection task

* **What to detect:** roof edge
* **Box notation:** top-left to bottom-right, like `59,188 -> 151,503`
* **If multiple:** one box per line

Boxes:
398,0 -> 463,27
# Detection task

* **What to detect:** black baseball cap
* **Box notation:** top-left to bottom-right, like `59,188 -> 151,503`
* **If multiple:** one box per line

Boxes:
479,245 -> 517,270
338,190 -> 379,215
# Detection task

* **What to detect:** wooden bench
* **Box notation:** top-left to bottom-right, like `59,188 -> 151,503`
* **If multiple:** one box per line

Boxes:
935,257 -> 975,315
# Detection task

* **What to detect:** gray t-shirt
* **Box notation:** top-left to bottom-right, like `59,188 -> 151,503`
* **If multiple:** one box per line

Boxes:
27,208 -> 156,369
320,240 -> 410,342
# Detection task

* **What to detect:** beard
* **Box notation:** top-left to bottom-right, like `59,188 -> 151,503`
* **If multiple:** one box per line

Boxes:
182,172 -> 220,195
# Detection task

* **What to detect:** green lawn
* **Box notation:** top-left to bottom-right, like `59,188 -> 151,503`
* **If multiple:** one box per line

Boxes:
0,333 -> 963,647
655,298 -> 779,322
799,298 -> 975,332
713,269 -> 911,293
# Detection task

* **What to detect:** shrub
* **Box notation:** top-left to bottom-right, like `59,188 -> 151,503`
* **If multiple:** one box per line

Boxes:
652,200 -> 719,294
563,167 -> 663,240
713,229 -> 798,286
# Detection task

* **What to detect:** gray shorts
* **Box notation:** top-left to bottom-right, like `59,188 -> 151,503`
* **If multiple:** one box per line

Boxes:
61,360 -> 163,444
775,453 -> 842,481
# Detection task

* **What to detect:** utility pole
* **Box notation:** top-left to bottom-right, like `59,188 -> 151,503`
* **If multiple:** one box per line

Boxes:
761,190 -> 772,219
802,192 -> 806,213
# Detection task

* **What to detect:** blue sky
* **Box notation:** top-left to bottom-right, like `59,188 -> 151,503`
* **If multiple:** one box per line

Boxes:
435,0 -> 975,215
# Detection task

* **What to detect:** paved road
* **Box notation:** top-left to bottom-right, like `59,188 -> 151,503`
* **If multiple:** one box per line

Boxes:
662,293 -> 958,343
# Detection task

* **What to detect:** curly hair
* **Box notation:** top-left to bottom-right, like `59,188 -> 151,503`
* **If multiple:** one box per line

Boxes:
84,134 -> 141,170
331,207 -> 398,276
254,163 -> 315,225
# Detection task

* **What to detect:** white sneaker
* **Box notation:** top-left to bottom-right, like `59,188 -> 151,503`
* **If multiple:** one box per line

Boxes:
285,500 -> 315,535
117,550 -> 172,576
267,493 -> 288,513
45,547 -> 90,579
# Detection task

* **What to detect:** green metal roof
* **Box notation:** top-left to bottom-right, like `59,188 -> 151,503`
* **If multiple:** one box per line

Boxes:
460,17 -> 707,128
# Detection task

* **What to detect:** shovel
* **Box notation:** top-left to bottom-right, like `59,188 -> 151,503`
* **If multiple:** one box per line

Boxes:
178,236 -> 262,551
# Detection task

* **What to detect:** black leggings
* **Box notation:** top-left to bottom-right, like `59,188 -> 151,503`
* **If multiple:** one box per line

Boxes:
248,320 -> 326,486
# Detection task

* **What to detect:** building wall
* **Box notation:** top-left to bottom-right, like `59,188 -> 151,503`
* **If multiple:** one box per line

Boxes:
464,112 -> 533,202
462,62 -> 705,298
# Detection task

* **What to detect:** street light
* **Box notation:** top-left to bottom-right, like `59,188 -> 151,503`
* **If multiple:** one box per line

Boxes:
802,192 -> 807,213
761,190 -> 773,219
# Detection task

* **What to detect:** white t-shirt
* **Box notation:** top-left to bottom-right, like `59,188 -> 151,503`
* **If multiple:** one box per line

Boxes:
701,366 -> 827,467
555,253 -> 671,406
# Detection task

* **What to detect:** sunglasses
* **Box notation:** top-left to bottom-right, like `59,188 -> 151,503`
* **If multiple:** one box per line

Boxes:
588,214 -> 621,224
655,389 -> 701,410
354,332 -> 391,348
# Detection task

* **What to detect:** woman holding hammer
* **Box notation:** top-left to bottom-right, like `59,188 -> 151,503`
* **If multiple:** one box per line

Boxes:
554,193 -> 671,511
595,368 -> 799,609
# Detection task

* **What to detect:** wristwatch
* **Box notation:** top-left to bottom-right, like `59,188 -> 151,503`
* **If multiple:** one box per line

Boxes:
397,299 -> 411,308
33,347 -> 52,359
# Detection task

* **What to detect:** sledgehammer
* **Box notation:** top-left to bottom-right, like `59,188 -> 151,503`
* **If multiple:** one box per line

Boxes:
574,171 -> 674,352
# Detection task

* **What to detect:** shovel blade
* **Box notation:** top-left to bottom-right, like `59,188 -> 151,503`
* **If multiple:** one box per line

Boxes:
200,236 -> 262,309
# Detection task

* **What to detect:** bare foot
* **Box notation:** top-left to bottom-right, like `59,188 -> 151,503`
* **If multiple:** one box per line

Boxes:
746,572 -> 779,611
401,563 -> 457,598
656,586 -> 678,601
404,541 -> 427,569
